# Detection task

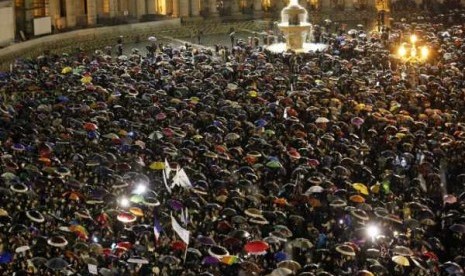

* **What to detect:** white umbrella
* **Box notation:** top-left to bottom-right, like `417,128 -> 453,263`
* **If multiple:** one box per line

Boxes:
127,257 -> 149,264
148,36 -> 157,42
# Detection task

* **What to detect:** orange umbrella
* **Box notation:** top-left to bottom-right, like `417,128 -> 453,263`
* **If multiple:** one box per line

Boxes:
129,207 -> 144,217
69,225 -> 89,239
350,194 -> 365,203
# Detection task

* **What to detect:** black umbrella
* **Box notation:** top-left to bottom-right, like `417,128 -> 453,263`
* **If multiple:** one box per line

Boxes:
46,257 -> 69,270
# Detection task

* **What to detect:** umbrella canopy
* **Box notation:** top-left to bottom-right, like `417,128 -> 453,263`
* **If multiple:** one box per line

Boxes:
277,260 -> 302,272
244,241 -> 270,255
335,244 -> 356,256
392,255 -> 410,266
46,257 -> 69,270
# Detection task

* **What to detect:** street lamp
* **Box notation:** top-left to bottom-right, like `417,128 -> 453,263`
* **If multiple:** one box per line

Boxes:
397,34 -> 429,63
397,34 -> 429,85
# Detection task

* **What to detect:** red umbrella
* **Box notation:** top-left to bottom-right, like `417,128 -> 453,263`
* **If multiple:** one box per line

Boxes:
83,122 -> 98,131
171,240 -> 187,251
244,240 -> 269,255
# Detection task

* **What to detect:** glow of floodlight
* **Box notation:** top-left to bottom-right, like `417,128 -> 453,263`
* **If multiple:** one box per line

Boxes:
367,224 -> 380,241
120,197 -> 130,207
133,183 -> 147,195
421,46 -> 429,60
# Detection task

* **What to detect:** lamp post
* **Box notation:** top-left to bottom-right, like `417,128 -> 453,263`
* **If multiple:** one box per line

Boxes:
397,34 -> 429,86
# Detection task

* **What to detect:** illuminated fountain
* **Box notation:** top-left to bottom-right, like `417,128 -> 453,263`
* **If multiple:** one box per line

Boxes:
267,0 -> 327,53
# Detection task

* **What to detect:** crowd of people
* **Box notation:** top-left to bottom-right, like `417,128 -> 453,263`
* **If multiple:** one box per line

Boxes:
0,10 -> 465,276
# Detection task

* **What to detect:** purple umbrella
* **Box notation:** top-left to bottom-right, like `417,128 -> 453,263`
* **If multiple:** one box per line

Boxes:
202,256 -> 219,265
169,199 -> 184,211
197,235 -> 216,246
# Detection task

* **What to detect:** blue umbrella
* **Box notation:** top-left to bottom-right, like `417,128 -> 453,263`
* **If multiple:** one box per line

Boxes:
0,252 -> 13,264
274,251 -> 288,262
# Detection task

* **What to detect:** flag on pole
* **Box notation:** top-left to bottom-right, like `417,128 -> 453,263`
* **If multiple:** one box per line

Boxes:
172,168 -> 192,188
171,215 -> 190,245
181,207 -> 189,226
153,216 -> 163,242
164,158 -> 171,178
162,170 -> 172,194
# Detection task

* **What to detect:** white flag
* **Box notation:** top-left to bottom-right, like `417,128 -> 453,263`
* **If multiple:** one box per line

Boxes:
172,168 -> 192,188
171,215 -> 190,245
164,158 -> 171,178
162,170 -> 172,194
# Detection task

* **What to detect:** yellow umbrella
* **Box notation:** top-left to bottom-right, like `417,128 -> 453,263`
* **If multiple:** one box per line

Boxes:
81,74 -> 93,84
129,207 -> 144,217
352,183 -> 369,195
370,183 -> 380,194
0,208 -> 8,216
392,255 -> 410,266
61,67 -> 72,74
149,162 -> 165,170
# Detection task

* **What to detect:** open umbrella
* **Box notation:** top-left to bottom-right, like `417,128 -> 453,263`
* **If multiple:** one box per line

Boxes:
277,260 -> 302,272
392,255 -> 410,266
270,267 -> 293,276
244,241 -> 269,255
441,261 -> 464,275
335,244 -> 356,256
449,224 -> 465,233
46,257 -> 69,270
287,238 -> 313,250
208,245 -> 229,259
392,245 -> 414,256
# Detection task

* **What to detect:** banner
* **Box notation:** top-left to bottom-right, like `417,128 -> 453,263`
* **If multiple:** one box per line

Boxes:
171,215 -> 190,245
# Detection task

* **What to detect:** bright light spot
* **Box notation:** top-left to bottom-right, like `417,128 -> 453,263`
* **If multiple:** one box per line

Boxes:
393,231 -> 399,236
339,219 -> 344,225
367,225 -> 380,239
410,34 -> 417,44
92,236 -> 99,243
133,183 -> 147,195
398,45 -> 407,58
120,197 -> 130,207
421,46 -> 429,59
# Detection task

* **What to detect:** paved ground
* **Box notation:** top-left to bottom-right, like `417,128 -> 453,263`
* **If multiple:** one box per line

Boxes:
121,31 -> 261,55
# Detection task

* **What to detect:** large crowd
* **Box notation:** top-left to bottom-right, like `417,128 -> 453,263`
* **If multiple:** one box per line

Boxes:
0,10 -> 465,276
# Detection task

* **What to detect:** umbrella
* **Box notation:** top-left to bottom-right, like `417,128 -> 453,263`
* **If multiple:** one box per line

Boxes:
352,183 -> 369,195
288,238 -> 313,249
69,225 -> 89,239
117,212 -> 137,223
270,267 -> 293,276
26,210 -> 45,223
47,236 -> 68,247
46,257 -> 69,270
220,255 -> 240,265
349,194 -> 365,203
197,235 -> 216,245
449,224 -> 465,233
127,257 -> 149,264
315,117 -> 329,123
208,245 -> 229,259
441,261 -> 464,275
202,256 -> 219,265
392,246 -> 414,256
305,186 -> 324,194
277,260 -> 302,272
244,208 -> 263,218
335,244 -> 356,256
392,255 -> 410,266
244,241 -> 270,255
159,255 -> 181,265
0,252 -> 13,264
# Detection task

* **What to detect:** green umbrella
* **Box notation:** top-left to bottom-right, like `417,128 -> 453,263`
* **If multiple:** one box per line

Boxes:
130,194 -> 144,204
266,160 -> 282,169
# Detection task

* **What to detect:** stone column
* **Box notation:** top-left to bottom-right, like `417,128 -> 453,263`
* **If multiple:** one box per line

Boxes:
191,0 -> 200,16
66,0 -> 77,28
172,0 -> 180,16
253,0 -> 263,15
345,0 -> 354,10
87,0 -> 98,25
48,0 -> 60,28
231,0 -> 241,15
147,0 -> 156,14
209,0 -> 218,16
180,0 -> 189,16
137,0 -> 147,17
321,0 -> 331,11
109,0 -> 118,16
